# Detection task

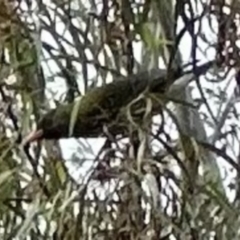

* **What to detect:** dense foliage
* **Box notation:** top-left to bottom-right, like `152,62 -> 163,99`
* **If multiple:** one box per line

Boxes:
0,0 -> 239,239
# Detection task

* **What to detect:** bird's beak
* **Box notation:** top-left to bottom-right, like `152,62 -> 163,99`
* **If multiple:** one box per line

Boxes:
21,129 -> 44,146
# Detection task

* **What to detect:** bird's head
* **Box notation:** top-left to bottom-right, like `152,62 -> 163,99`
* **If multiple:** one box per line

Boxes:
22,108 -> 71,145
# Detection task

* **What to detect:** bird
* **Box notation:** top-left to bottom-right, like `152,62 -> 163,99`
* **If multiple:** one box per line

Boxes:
22,62 -> 213,145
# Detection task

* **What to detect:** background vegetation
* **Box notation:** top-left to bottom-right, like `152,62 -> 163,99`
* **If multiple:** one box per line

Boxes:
0,0 -> 239,239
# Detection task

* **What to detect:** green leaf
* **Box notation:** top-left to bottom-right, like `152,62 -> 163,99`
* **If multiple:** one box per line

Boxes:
0,170 -> 14,186
69,99 -> 82,137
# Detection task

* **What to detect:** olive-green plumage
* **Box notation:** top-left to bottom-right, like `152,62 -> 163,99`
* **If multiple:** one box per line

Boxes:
22,61 -> 213,144
37,69 -> 169,139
